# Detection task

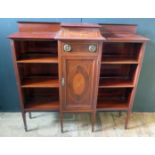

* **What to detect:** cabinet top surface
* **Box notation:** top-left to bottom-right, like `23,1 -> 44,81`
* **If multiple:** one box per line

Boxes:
9,22 -> 149,42
103,33 -> 149,42
61,23 -> 101,28
56,23 -> 104,41
9,32 -> 57,40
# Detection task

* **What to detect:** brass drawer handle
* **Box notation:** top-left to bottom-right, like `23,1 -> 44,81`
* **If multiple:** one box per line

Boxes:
89,44 -> 96,53
64,44 -> 72,52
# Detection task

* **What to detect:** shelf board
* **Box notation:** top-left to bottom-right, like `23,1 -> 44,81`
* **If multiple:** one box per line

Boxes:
17,57 -> 58,63
21,77 -> 59,88
99,78 -> 134,88
97,100 -> 128,111
17,52 -> 58,63
24,99 -> 59,111
101,56 -> 139,64
101,60 -> 138,64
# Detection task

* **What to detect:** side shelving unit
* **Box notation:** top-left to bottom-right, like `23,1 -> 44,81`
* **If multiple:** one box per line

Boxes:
9,22 -> 60,131
97,24 -> 148,129
16,40 -> 59,110
98,42 -> 140,110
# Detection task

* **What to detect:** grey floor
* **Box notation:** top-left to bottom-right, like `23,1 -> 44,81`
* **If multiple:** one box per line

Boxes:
0,112 -> 155,136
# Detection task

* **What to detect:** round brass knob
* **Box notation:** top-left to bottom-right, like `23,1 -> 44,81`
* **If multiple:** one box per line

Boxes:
89,44 -> 97,53
64,44 -> 72,52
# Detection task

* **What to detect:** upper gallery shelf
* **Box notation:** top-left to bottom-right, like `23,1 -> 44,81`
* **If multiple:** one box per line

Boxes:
9,22 -> 61,40
9,22 -> 149,42
99,24 -> 148,42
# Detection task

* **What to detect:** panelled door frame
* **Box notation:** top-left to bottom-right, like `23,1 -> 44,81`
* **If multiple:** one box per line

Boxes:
60,56 -> 98,112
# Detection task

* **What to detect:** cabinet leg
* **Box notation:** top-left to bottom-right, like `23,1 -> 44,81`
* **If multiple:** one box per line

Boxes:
29,112 -> 32,119
60,112 -> 64,133
125,111 -> 131,129
91,112 -> 96,132
22,112 -> 28,132
119,111 -> 122,117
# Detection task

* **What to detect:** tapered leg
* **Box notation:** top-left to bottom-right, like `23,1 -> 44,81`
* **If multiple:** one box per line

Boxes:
119,111 -> 122,117
22,112 -> 28,132
60,112 -> 64,133
91,112 -> 96,132
125,111 -> 131,129
29,112 -> 32,119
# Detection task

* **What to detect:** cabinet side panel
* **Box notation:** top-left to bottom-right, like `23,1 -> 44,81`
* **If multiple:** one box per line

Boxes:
128,42 -> 147,111
10,40 -> 25,111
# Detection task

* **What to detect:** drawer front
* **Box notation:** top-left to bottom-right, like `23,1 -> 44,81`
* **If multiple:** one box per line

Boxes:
61,41 -> 98,55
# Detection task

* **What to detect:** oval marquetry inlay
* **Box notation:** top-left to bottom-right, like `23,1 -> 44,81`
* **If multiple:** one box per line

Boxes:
69,64 -> 89,102
72,73 -> 85,95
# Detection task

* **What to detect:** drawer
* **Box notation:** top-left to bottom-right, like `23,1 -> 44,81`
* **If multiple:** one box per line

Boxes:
61,41 -> 98,55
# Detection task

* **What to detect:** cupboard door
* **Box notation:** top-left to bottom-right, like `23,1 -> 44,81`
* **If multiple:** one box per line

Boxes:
61,57 -> 97,111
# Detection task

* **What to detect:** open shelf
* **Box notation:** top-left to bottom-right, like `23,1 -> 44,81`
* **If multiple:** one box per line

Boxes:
98,42 -> 141,110
102,42 -> 142,63
14,39 -> 60,110
99,77 -> 134,88
17,53 -> 58,64
99,64 -> 136,88
21,76 -> 59,88
18,63 -> 59,88
15,40 -> 58,53
25,98 -> 59,111
97,88 -> 131,111
23,88 -> 59,111
97,101 -> 128,110
14,40 -> 58,63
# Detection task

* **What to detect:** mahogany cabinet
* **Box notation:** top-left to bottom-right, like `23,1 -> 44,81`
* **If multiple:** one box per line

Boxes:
9,22 -> 148,132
